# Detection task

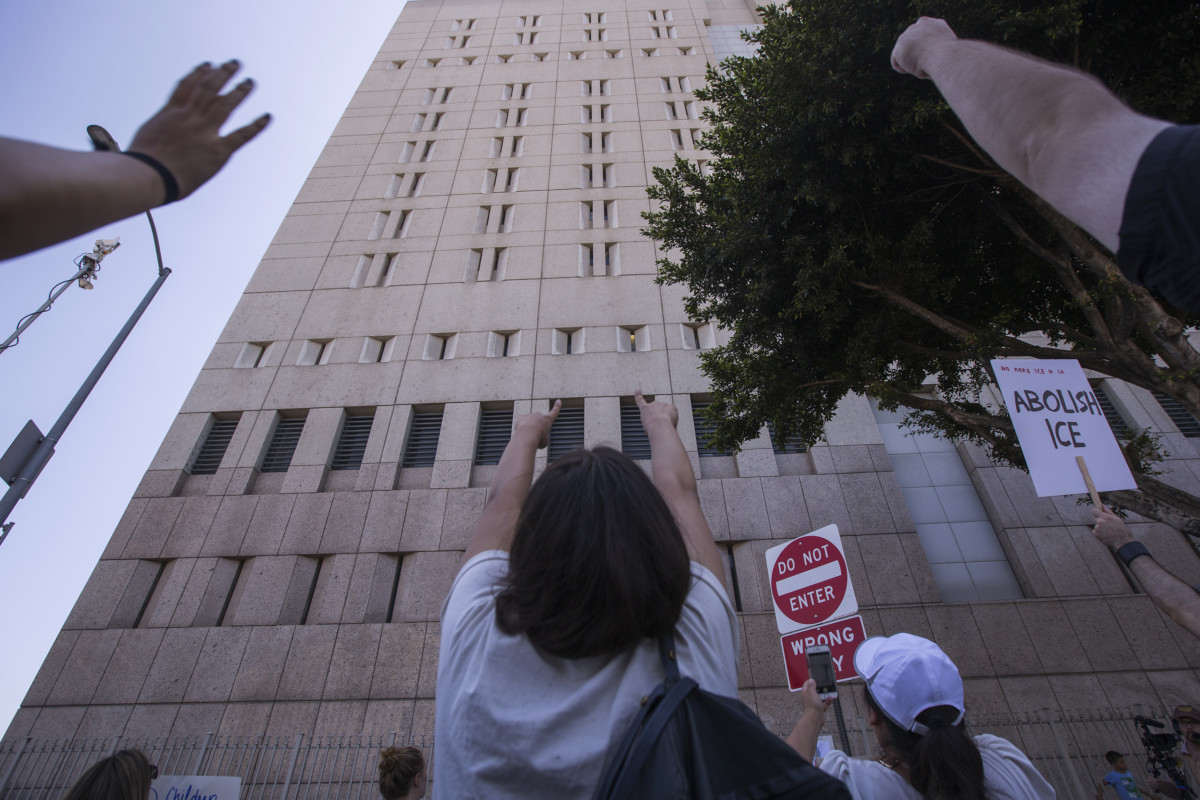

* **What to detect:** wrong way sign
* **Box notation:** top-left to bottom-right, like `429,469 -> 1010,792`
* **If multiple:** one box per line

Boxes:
765,524 -> 858,635
780,615 -> 867,691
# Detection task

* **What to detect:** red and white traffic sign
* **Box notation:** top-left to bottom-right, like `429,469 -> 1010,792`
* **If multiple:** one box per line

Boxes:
765,524 -> 858,634
780,615 -> 867,692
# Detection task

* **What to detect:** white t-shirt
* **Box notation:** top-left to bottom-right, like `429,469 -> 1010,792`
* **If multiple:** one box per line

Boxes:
433,551 -> 739,800
819,734 -> 1056,800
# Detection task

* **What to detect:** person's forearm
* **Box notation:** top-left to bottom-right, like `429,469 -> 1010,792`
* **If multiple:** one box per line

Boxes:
646,417 -> 699,497
786,711 -> 824,761
1128,556 -> 1200,638
0,138 -> 164,259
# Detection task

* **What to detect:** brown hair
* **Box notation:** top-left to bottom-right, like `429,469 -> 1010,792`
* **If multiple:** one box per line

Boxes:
495,446 -> 692,659
61,749 -> 154,800
378,746 -> 424,799
864,689 -> 985,800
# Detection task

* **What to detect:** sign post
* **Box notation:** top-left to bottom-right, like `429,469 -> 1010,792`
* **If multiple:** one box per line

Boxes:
990,358 -> 1137,498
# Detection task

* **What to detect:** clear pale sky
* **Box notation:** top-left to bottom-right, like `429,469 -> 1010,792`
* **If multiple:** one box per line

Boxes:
0,0 -> 407,734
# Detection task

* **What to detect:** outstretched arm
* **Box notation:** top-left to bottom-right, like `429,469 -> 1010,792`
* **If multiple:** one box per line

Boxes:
1091,506 -> 1200,639
787,680 -> 832,761
461,400 -> 561,568
0,60 -> 270,260
891,17 -> 1168,254
636,390 -> 727,590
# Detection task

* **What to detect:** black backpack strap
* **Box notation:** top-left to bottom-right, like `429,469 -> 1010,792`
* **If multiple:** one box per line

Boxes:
607,675 -> 699,798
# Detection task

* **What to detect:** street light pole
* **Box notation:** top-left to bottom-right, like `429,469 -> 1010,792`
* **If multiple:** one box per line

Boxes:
0,125 -> 171,537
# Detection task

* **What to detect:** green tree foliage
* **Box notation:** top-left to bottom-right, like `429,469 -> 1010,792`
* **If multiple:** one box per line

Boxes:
645,0 -> 1200,534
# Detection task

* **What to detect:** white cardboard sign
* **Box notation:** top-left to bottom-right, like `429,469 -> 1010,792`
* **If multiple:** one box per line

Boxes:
764,524 -> 858,635
150,776 -> 241,799
991,358 -> 1137,497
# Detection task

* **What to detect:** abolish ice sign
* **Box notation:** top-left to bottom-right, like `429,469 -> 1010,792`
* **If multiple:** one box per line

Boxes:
765,524 -> 858,635
991,358 -> 1137,497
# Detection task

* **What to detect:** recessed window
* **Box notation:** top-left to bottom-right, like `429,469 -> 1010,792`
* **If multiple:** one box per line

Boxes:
296,340 -> 331,366
488,330 -> 520,357
330,412 -> 375,471
681,322 -> 715,350
359,336 -> 395,363
475,407 -> 514,466
402,410 -> 444,468
261,415 -> 306,473
424,333 -> 456,360
618,325 -> 647,352
387,60 -> 406,70
234,341 -> 271,368
553,328 -> 583,355
190,416 -> 241,475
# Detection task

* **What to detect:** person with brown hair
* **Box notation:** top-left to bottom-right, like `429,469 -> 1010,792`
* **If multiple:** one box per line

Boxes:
61,749 -> 156,800
377,746 -> 426,800
788,633 -> 1054,800
433,391 -> 738,798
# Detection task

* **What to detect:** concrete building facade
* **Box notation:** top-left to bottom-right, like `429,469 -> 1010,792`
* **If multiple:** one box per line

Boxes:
6,0 -> 1200,791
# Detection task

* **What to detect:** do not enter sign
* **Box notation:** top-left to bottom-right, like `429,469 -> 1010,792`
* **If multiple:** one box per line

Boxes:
765,524 -> 858,635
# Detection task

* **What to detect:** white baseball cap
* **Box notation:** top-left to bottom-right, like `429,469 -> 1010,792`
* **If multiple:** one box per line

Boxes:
853,633 -> 965,736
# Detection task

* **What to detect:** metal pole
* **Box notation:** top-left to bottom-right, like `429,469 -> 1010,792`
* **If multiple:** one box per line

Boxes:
832,696 -> 852,755
0,264 -> 92,353
0,267 -> 171,528
280,733 -> 304,800
0,737 -> 30,792
1046,711 -> 1088,800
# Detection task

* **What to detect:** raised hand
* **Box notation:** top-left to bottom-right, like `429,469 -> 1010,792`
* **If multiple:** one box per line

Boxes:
890,17 -> 958,79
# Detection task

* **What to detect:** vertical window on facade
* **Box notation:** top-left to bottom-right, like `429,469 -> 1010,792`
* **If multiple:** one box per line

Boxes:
359,337 -> 394,363
766,422 -> 807,455
553,328 -> 581,355
1092,383 -> 1132,438
475,408 -> 515,466
605,49 -> 622,59
1152,391 -> 1200,437
297,340 -> 330,366
408,173 -> 425,197
402,410 -> 444,468
387,60 -> 406,70
299,556 -> 325,625
871,398 -> 1022,602
620,402 -> 652,460
234,341 -> 271,368
489,331 -> 519,357
261,415 -> 306,473
533,52 -> 548,62
723,543 -> 744,612
331,412 -> 374,470
378,254 -> 399,287
191,417 -> 241,475
691,401 -> 731,456
548,405 -> 585,461
215,558 -> 245,627
618,325 -> 646,352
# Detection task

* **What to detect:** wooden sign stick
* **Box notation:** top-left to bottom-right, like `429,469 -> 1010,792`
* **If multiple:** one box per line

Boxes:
1075,456 -> 1103,509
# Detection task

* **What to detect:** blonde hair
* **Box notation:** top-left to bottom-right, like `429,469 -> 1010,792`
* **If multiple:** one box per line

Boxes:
378,746 -> 424,799
61,749 -> 154,800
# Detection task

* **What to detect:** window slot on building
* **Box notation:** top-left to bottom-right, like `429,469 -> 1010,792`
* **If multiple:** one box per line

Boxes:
408,173 -> 425,197
350,254 -> 372,288
439,87 -> 453,104
483,169 -> 498,193
604,242 -> 617,273
568,51 -> 582,61
500,205 -> 514,232
422,88 -> 435,104
402,411 -> 444,467
331,412 -> 375,470
297,339 -> 330,366
392,209 -> 410,238
461,56 -> 477,66
665,102 -> 678,120
670,129 -> 684,151
191,417 -> 241,475
475,408 -> 515,465
618,325 -> 645,352
1152,391 -> 1200,437
691,401 -> 731,456
497,53 -> 513,64
603,200 -> 616,228
387,60 -> 406,70
466,249 -> 484,281
359,336 -> 394,364
235,341 -> 271,368
261,416 -> 306,473
620,402 -> 652,460
385,173 -> 405,199
423,58 -> 440,68
581,201 -> 593,229
424,333 -> 456,360
517,108 -> 529,127
432,112 -> 445,130
504,168 -> 518,192
384,555 -> 404,623
378,254 -> 399,287
474,206 -> 490,234
419,140 -> 435,161
724,543 -> 743,612
642,48 -> 657,57
684,101 -> 698,119
489,330 -> 518,357
602,163 -> 612,187
766,421 -> 807,454
411,113 -> 427,133
681,321 -> 714,350
678,46 -> 695,55
1092,383 -> 1132,438
215,558 -> 245,627
368,211 -> 389,240
132,560 -> 168,628
533,52 -> 548,62
553,328 -> 581,355
299,556 -> 325,625
548,406 -> 585,461
605,49 -> 622,59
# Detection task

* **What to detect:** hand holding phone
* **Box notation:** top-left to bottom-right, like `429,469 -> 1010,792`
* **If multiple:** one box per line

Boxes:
806,645 -> 837,700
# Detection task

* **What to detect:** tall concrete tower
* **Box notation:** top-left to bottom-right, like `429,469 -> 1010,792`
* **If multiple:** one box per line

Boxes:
5,0 -> 1200,794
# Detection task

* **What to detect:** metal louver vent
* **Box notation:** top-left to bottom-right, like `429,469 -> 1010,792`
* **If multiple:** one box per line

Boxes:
402,412 -> 443,468
767,422 -> 807,455
1152,391 -> 1200,438
548,406 -> 585,461
620,404 -> 651,460
261,417 -> 306,473
475,408 -> 514,465
331,413 -> 374,470
1092,385 -> 1131,438
191,418 -> 239,475
692,402 -> 730,456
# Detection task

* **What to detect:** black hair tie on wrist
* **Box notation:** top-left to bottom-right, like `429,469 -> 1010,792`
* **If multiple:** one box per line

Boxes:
122,151 -> 180,205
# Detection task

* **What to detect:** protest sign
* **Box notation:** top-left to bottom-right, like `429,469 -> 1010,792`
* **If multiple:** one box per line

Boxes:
991,359 -> 1137,497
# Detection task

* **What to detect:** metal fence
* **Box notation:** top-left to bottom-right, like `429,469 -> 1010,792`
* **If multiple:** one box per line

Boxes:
0,705 -> 1184,799
0,731 -> 433,800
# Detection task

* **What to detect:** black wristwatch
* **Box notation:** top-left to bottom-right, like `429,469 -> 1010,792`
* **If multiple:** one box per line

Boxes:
1115,541 -> 1151,567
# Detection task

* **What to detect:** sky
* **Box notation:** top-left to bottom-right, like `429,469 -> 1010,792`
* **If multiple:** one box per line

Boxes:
0,0 -> 407,734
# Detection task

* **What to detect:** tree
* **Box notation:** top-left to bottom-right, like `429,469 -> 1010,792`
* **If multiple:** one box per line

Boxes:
644,0 -> 1200,535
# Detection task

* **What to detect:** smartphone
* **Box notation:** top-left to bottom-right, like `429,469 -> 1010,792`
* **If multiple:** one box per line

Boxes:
806,645 -> 838,700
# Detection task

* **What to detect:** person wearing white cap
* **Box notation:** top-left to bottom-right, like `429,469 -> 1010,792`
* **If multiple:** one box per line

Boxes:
787,633 -> 1055,800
